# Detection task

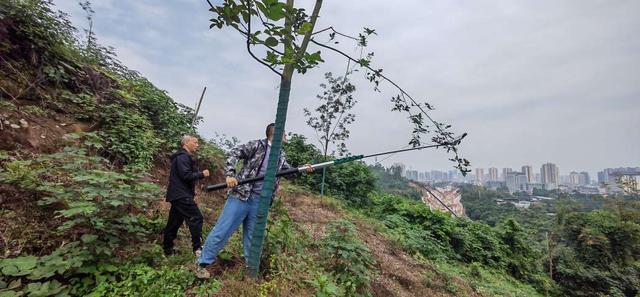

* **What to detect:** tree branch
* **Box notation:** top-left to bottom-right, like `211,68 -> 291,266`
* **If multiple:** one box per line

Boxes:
310,38 -> 451,140
312,26 -> 358,40
206,0 -> 284,56
245,0 -> 282,77
328,59 -> 355,141
295,0 -> 323,58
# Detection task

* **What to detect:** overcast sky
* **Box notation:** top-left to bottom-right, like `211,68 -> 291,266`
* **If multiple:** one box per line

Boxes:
54,0 -> 639,176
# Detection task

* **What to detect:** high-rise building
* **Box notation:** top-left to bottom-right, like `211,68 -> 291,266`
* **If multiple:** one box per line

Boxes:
430,170 -> 447,181
475,168 -> 484,183
597,171 -> 606,184
522,165 -> 534,183
406,170 -> 419,181
502,168 -> 512,181
488,168 -> 499,181
505,172 -> 527,193
579,171 -> 590,185
569,172 -> 581,186
541,163 -> 559,187
535,173 -> 541,183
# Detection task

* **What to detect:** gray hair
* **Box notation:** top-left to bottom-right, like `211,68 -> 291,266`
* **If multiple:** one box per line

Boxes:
181,135 -> 197,145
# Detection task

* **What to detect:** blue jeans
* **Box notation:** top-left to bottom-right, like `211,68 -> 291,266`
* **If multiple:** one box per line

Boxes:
198,194 -> 259,265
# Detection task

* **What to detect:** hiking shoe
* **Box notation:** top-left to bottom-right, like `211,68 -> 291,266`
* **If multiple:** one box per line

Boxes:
196,265 -> 211,279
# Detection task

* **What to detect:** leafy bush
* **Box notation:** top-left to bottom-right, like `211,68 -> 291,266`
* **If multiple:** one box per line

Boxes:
58,90 -> 97,121
449,220 -> 508,267
194,139 -> 226,173
87,264 -> 195,297
0,0 -> 79,65
320,220 -> 376,296
0,134 -> 162,295
380,213 -> 449,260
306,272 -> 344,297
191,278 -> 223,297
553,203 -> 640,296
363,191 -> 553,293
119,78 -> 195,149
497,219 -> 541,281
98,105 -> 161,169
283,134 -> 375,206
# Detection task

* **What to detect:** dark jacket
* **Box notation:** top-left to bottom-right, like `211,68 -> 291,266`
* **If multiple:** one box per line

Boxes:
166,148 -> 204,202
225,139 -> 292,200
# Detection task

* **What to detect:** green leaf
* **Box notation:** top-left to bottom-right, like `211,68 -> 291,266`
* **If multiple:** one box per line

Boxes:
107,200 -> 124,207
263,2 -> 286,21
0,256 -> 37,276
22,280 -> 65,296
56,202 -> 97,217
99,264 -> 118,272
0,290 -> 22,297
298,22 -> 313,34
264,51 -> 279,65
81,234 -> 99,243
8,280 -> 21,290
264,36 -> 278,47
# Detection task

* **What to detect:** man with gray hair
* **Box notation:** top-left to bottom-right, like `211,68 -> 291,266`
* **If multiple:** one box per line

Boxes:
162,135 -> 210,257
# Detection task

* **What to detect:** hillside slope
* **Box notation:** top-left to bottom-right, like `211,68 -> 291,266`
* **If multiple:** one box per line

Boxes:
1,1 -> 553,296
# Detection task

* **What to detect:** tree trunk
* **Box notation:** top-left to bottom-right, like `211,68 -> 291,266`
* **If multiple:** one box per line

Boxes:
246,0 -> 324,278
321,139 -> 329,196
246,71 -> 292,278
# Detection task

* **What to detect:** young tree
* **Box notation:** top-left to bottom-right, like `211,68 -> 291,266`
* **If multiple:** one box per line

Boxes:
206,0 -> 470,277
304,71 -> 357,195
79,1 -> 96,52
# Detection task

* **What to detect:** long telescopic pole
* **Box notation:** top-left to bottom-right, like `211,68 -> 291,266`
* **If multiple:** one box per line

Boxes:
205,134 -> 466,192
192,86 -> 207,128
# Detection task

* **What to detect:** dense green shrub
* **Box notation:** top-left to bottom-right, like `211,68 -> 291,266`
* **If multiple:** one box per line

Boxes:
497,219 -> 541,281
363,192 -> 552,293
88,263 -> 196,297
98,105 -> 161,169
553,204 -> 640,296
0,0 -> 79,65
0,135 -> 162,296
283,134 -> 375,206
118,77 -> 195,151
320,220 -> 376,296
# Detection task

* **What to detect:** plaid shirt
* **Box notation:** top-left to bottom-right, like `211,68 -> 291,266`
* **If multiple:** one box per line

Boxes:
224,139 -> 292,200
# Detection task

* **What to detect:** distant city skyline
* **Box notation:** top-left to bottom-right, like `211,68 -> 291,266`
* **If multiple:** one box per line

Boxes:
398,162 -> 639,195
392,162 -> 640,183
400,163 -> 639,181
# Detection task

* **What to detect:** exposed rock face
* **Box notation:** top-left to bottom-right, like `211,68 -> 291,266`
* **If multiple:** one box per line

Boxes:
411,182 -> 465,217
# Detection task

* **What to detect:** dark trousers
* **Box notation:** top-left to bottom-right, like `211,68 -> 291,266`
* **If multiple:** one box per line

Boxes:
162,197 -> 203,253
